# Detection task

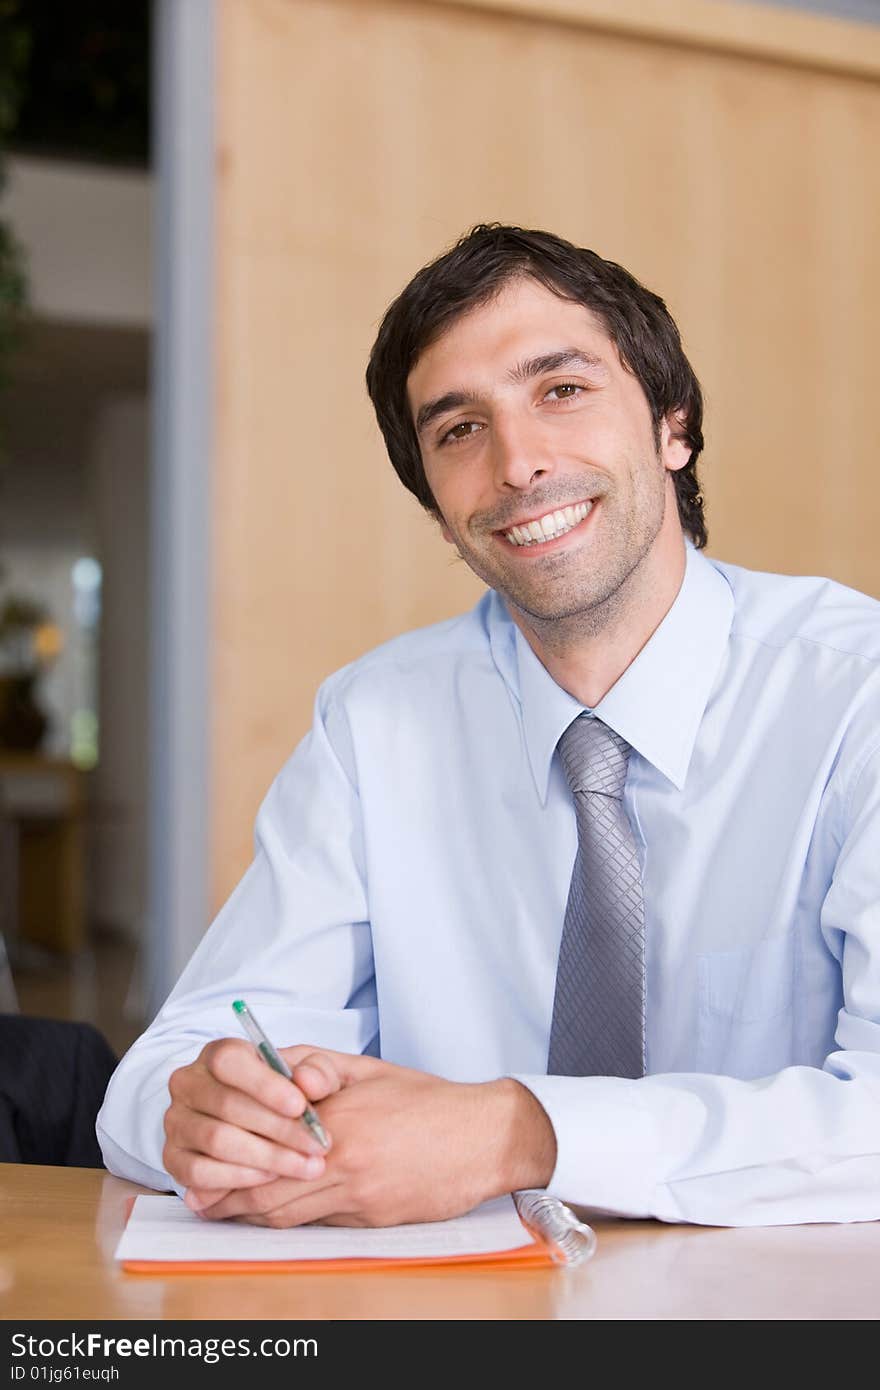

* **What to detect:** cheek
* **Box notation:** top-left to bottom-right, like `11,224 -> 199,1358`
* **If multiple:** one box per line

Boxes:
626,455 -> 669,519
581,415 -> 644,459
427,471 -> 483,529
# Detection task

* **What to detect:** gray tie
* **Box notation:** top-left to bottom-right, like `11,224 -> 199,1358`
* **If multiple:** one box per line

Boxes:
548,714 -> 646,1078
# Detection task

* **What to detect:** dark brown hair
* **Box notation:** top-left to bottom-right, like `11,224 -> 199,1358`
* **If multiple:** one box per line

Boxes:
366,223 -> 707,548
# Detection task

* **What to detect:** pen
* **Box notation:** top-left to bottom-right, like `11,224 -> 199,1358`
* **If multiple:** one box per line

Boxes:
232,999 -> 330,1150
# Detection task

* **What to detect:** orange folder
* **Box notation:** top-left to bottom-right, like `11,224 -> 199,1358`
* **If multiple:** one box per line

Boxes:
118,1193 -> 592,1274
121,1245 -> 554,1275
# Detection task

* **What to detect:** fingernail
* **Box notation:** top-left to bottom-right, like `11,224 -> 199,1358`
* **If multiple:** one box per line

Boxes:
184,1190 -> 204,1211
303,1156 -> 324,1180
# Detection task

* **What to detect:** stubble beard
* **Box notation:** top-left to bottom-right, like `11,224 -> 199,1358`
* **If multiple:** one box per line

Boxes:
450,456 -> 669,649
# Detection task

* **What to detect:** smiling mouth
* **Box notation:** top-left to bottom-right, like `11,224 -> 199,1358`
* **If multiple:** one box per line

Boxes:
500,500 -> 594,547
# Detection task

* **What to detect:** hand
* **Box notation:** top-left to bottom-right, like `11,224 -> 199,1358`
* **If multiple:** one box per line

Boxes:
163,1039 -> 341,1195
185,1051 -> 557,1228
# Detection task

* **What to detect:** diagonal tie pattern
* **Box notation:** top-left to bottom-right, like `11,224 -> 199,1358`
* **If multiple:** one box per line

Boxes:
548,714 -> 646,1079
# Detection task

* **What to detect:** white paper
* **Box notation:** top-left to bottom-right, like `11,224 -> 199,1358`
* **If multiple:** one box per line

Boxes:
115,1194 -> 536,1263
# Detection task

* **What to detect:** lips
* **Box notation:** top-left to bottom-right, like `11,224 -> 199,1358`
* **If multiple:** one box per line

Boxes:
489,496 -> 600,556
501,500 -> 593,547
497,498 -> 593,530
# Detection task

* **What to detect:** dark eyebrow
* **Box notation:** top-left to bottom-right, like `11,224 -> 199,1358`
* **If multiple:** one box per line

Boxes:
413,348 -> 607,438
415,391 -> 474,437
507,348 -> 607,383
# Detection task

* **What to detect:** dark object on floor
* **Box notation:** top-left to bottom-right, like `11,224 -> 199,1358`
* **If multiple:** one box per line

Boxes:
0,1015 -> 118,1166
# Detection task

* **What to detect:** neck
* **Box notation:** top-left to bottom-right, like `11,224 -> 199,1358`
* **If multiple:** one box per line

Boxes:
508,530 -> 687,708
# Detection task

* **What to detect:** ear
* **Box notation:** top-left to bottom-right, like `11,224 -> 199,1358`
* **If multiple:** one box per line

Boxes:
660,412 -> 691,474
434,513 -> 456,546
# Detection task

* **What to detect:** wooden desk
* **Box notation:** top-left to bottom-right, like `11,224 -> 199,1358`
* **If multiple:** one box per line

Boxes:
1,1164 -> 878,1320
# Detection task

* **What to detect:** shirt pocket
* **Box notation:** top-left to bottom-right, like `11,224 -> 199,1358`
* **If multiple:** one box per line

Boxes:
696,930 -> 797,1079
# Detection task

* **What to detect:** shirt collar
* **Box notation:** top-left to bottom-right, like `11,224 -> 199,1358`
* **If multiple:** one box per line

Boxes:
487,544 -> 735,803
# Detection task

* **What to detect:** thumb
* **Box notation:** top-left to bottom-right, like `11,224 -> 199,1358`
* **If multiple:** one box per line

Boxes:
280,1044 -> 385,1096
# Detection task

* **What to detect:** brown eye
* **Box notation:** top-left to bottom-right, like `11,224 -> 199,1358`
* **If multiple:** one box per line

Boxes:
440,421 -> 481,446
546,383 -> 581,400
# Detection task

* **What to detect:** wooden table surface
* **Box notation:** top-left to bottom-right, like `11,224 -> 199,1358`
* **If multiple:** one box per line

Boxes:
1,1163 -> 878,1320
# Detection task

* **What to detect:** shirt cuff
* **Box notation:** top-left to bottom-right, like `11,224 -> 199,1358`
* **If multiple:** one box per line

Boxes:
511,1073 -> 660,1218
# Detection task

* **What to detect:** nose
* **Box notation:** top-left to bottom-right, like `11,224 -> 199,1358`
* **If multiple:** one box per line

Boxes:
490,411 -> 555,492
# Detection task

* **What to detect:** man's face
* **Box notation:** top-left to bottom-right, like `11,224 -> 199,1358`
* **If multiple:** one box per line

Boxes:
407,277 -> 690,627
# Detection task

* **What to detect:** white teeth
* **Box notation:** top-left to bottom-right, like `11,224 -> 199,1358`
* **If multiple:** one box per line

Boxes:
504,500 -> 593,547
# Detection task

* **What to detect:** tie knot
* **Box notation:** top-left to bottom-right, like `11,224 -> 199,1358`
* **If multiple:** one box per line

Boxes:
558,714 -> 631,798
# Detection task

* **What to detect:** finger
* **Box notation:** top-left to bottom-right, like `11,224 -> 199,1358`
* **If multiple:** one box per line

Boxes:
317,1212 -> 372,1227
280,1044 -> 386,1089
196,1175 -> 343,1224
196,1038 -> 316,1120
163,1142 -> 293,1193
172,1111 -> 328,1182
238,1188 -> 364,1228
184,1187 -> 232,1213
289,1051 -> 345,1102
184,1172 -> 290,1211
173,1072 -> 327,1155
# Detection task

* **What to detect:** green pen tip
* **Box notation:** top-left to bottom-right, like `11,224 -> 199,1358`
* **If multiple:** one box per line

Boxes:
232,999 -> 246,1014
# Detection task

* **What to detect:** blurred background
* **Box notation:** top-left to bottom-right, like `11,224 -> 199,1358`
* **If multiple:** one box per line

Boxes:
0,0 -> 877,1063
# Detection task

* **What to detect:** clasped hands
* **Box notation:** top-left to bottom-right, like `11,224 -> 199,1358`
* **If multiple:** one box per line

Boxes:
163,1041 -> 557,1228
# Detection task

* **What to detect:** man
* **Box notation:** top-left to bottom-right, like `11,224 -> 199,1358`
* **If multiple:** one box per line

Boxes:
98,225 -> 880,1227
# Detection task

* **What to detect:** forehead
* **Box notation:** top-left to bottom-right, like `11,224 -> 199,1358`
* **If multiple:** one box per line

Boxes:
406,276 -> 618,407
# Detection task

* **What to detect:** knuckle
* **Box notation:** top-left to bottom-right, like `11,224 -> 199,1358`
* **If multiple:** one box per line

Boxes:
210,1093 -> 230,1124
300,1054 -> 333,1087
167,1151 -> 195,1187
276,1084 -> 304,1118
167,1067 -> 187,1100
214,1090 -> 239,1124
202,1119 -> 225,1153
265,1110 -> 288,1139
209,1038 -> 244,1081
189,1157 -> 215,1189
242,1185 -> 271,1214
299,1049 -> 326,1068
163,1110 -> 186,1149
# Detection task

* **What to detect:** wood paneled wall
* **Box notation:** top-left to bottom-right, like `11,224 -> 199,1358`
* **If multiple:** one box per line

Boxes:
212,0 -> 880,906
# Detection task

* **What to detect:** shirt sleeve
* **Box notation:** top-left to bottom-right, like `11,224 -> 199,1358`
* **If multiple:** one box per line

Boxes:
96,678 -> 378,1189
514,744 -> 880,1226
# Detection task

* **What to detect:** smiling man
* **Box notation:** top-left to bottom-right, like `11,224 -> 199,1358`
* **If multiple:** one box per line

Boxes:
98,225 -> 880,1228
406,275 -> 691,708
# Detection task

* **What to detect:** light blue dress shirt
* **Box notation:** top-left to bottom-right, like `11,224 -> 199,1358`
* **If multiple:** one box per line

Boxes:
98,544 -> 880,1225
